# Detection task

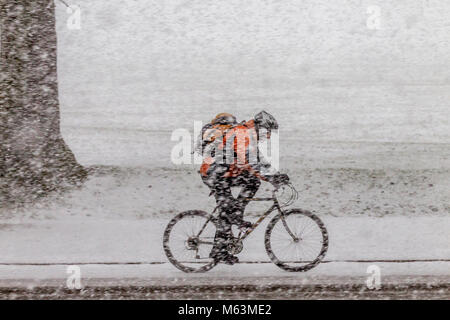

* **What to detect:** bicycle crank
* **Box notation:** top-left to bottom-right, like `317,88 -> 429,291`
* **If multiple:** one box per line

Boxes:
227,238 -> 244,255
185,237 -> 199,250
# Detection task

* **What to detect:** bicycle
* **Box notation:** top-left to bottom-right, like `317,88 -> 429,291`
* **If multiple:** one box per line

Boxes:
162,183 -> 328,273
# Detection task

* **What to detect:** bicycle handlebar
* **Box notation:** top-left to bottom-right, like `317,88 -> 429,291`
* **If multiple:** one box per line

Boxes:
273,183 -> 298,207
244,183 -> 298,205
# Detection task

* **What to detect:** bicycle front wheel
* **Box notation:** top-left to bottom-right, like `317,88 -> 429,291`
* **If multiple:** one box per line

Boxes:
163,210 -> 218,273
265,209 -> 328,272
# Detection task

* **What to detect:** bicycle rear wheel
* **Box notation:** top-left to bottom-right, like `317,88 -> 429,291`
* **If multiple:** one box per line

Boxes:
163,210 -> 218,273
265,209 -> 328,272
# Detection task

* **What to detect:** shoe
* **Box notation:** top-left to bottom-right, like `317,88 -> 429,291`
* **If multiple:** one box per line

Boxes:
217,254 -> 239,265
211,253 -> 239,265
223,255 -> 239,265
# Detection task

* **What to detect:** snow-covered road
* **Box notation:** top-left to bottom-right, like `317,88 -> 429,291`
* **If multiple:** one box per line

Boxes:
1,167 -> 448,298
0,265 -> 448,299
0,217 -> 448,288
0,217 -> 449,264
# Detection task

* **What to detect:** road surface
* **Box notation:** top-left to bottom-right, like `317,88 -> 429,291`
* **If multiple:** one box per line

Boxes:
0,261 -> 448,299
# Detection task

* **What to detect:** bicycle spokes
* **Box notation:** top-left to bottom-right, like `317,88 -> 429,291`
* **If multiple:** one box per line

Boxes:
269,213 -> 325,268
166,214 -> 216,266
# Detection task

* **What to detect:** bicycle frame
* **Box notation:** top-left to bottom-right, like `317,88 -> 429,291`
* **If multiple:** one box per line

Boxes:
196,188 -> 297,243
165,183 -> 328,272
236,195 -> 282,241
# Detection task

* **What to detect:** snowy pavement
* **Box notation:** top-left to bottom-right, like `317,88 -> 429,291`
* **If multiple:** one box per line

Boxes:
0,265 -> 448,299
1,167 -> 448,298
0,217 -> 448,294
0,261 -> 448,285
0,217 -> 449,264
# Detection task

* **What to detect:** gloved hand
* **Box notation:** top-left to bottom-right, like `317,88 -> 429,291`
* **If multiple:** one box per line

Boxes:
267,173 -> 290,187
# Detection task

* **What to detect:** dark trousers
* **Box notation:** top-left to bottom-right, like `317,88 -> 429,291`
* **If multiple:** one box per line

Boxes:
202,165 -> 261,258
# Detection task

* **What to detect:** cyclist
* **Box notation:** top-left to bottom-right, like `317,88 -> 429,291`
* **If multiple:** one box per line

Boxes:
197,111 -> 289,264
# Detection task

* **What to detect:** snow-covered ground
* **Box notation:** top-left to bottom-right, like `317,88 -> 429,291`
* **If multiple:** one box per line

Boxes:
0,216 -> 449,264
2,1 -> 450,294
1,128 -> 448,285
2,166 -> 449,220
0,216 -> 448,283
1,165 -> 448,286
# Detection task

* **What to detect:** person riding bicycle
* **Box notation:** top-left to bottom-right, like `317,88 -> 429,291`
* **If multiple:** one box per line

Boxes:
197,111 -> 289,264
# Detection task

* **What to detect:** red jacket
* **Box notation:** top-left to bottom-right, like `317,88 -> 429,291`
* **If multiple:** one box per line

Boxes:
200,120 -> 265,180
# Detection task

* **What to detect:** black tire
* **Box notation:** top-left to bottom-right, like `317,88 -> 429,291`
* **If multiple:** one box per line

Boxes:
265,209 -> 328,272
163,210 -> 218,273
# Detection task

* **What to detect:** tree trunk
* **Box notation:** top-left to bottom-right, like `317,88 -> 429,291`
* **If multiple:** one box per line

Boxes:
0,0 -> 87,205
